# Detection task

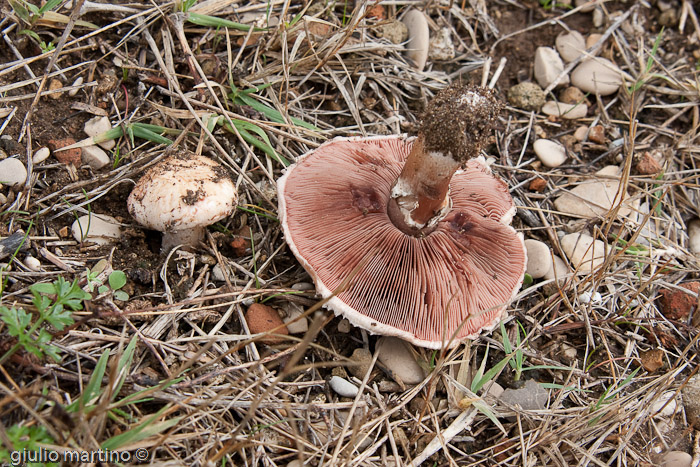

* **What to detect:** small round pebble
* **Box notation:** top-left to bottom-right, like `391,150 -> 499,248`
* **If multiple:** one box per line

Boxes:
544,255 -> 572,282
32,147 -> 51,164
541,101 -> 588,119
588,125 -> 606,144
402,9 -> 429,71
534,47 -> 569,89
329,375 -> 359,398
68,76 -> 84,97
586,33 -> 604,50
24,256 -> 41,271
245,303 -> 288,343
377,20 -> 407,44
533,139 -> 567,168
507,82 -> 546,111
0,158 -> 27,187
559,86 -> 586,105
84,115 -> 115,150
555,30 -> 585,62
284,309 -> 309,334
48,78 -> 63,100
71,213 -> 122,245
573,126 -> 588,142
337,318 -> 352,333
560,232 -> 607,273
661,451 -> 692,467
571,58 -> 622,96
291,282 -> 315,291
688,219 -> 700,255
349,347 -> 373,379
376,336 -> 425,385
651,391 -> 677,418
524,239 -> 552,279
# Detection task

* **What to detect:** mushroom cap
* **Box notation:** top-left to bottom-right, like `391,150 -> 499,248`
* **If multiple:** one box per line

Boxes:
278,135 -> 527,349
127,152 -> 237,232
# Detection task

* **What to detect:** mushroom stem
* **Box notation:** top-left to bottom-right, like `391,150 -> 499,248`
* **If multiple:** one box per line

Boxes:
162,227 -> 205,251
387,136 -> 459,235
387,85 -> 502,236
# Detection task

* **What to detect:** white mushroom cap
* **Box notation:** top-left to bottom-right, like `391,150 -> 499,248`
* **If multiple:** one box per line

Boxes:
127,152 -> 237,250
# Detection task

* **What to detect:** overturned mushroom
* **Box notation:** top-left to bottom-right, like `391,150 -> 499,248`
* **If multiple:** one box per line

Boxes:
128,151 -> 237,251
278,84 -> 527,349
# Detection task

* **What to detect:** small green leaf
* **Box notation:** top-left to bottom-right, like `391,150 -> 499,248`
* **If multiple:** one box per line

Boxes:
108,270 -> 127,290
113,290 -> 129,302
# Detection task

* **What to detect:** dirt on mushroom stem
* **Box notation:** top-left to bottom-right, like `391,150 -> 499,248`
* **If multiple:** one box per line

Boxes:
387,85 -> 502,236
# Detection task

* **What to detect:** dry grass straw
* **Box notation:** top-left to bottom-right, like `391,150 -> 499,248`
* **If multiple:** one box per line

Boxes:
0,0 -> 699,465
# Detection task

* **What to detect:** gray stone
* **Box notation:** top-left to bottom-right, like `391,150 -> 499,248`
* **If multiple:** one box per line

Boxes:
402,10 -> 429,70
84,115 -> 115,150
681,376 -> 700,429
429,28 -> 455,61
337,318 -> 352,333
348,347 -> 373,379
377,336 -> 425,385
533,139 -> 567,168
0,158 -> 27,187
524,239 -> 552,279
571,58 -> 622,96
82,145 -> 110,170
284,308 -> 308,334
329,376 -> 359,398
377,20 -> 407,45
541,101 -> 588,119
560,232 -> 606,273
534,47 -> 568,89
500,379 -> 548,411
507,82 -> 546,111
71,213 -> 121,245
555,30 -> 586,62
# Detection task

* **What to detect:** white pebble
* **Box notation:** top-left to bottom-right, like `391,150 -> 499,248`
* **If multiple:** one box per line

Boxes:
377,336 -> 425,385
32,147 -> 51,164
68,76 -> 84,97
661,451 -> 692,467
291,282 -> 315,291
212,263 -> 229,281
402,9 -> 429,71
0,193 -> 6,204
573,126 -> 588,141
533,139 -> 567,168
534,47 -> 569,89
524,239 -> 552,279
688,219 -> 700,256
541,101 -> 588,119
329,376 -> 359,398
82,145 -> 110,170
544,255 -> 572,282
571,58 -> 622,96
575,0 -> 597,12
651,392 -> 677,418
71,213 -> 122,245
578,290 -> 602,304
24,256 -> 41,271
555,31 -> 586,62
0,158 -> 27,188
554,165 -> 634,218
84,116 -> 115,150
592,8 -> 604,27
560,232 -> 607,273
284,309 -> 309,334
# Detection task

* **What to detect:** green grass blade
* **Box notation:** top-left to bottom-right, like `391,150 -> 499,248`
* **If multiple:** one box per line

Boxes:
102,406 -> 182,450
187,12 -> 265,32
233,92 -> 319,131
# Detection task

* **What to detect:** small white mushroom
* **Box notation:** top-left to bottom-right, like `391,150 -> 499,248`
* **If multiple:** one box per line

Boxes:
127,152 -> 237,251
